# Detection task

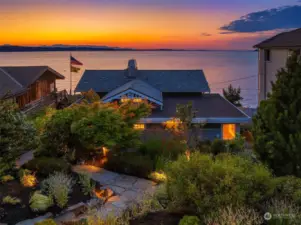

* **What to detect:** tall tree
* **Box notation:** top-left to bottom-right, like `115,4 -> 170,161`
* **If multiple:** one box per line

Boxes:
253,52 -> 301,177
223,84 -> 243,106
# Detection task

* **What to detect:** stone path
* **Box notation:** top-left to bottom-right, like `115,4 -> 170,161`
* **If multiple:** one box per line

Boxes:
13,166 -> 157,225
72,165 -> 157,219
16,150 -> 34,168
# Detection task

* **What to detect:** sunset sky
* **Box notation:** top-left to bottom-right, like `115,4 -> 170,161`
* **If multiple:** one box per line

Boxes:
1,0 -> 301,50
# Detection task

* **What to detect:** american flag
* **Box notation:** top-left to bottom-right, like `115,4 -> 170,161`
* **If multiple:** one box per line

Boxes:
70,56 -> 83,66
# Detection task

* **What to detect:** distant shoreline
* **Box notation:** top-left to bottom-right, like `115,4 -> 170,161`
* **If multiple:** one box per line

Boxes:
0,45 -> 255,52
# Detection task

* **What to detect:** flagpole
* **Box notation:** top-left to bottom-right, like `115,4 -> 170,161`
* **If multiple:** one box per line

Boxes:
69,52 -> 72,95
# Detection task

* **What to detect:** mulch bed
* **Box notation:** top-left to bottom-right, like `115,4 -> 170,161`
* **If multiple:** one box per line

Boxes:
130,212 -> 185,225
0,175 -> 92,225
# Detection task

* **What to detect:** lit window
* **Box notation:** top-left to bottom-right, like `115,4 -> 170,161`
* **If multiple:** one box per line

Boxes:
134,124 -> 145,130
222,124 -> 236,140
121,98 -> 129,103
121,98 -> 142,103
133,98 -> 142,102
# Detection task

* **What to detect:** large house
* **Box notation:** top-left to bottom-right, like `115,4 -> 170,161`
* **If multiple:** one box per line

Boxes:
254,28 -> 301,102
0,66 -> 65,110
75,59 -> 250,141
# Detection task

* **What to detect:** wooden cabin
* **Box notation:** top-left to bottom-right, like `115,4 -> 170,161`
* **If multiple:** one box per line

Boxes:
0,66 -> 65,109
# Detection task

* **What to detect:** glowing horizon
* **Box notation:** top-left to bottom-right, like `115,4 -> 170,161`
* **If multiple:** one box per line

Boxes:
0,0 -> 299,50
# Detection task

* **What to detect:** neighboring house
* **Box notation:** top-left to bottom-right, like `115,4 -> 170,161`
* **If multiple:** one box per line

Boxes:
254,28 -> 301,102
75,59 -> 250,141
0,66 -> 65,110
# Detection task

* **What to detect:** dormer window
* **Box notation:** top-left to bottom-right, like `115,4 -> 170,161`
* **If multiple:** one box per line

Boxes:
102,79 -> 163,109
121,97 -> 142,103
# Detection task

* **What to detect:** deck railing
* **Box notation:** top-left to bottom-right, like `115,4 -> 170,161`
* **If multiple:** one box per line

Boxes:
23,90 -> 68,114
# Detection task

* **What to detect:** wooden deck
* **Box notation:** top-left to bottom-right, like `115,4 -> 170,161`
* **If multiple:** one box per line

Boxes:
22,90 -> 68,114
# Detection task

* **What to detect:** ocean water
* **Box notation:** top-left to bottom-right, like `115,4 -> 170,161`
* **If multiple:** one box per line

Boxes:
0,51 -> 258,107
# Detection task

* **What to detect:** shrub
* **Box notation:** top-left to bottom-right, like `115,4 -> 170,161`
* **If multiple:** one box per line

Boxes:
23,157 -> 70,177
35,219 -> 57,225
29,191 -> 53,212
61,219 -> 88,225
148,171 -> 167,183
86,195 -> 161,225
195,140 -> 211,153
0,99 -> 37,176
165,152 -> 274,215
178,216 -> 200,225
154,156 -> 170,171
18,168 -> 32,178
42,172 -> 74,208
273,176 -> 301,205
265,199 -> 300,225
2,195 -> 21,205
226,134 -> 245,153
37,101 -> 151,159
0,175 -> 14,183
204,206 -> 263,225
210,139 -> 227,155
104,152 -> 154,179
78,172 -> 95,196
0,207 -> 6,220
139,138 -> 187,161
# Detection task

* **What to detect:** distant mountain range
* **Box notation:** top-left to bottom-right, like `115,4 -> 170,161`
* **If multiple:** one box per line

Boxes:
0,44 -> 134,52
0,44 -> 253,52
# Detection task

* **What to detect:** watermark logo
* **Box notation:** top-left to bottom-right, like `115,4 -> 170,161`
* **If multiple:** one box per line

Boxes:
264,212 -> 272,221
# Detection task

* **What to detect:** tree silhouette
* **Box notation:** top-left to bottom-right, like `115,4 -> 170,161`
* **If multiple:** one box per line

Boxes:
223,84 -> 243,107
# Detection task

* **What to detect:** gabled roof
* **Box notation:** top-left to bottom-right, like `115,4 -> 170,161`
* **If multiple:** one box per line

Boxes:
0,66 -> 65,98
140,94 -> 250,123
0,66 -> 64,87
0,68 -> 26,98
102,79 -> 163,102
75,69 -> 210,93
254,28 -> 301,48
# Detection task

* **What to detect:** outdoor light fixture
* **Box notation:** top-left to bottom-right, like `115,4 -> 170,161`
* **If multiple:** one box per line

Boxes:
21,174 -> 37,187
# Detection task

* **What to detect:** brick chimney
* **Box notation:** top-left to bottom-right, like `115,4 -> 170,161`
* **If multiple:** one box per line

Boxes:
127,59 -> 137,78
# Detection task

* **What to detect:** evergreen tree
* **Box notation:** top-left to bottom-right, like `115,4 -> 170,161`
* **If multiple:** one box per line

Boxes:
223,84 -> 243,107
253,52 -> 301,177
0,100 -> 37,175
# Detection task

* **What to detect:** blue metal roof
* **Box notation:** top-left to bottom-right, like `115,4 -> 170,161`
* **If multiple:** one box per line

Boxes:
102,79 -> 163,102
75,69 -> 210,93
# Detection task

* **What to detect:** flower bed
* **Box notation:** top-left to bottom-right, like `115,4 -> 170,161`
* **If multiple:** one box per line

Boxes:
0,174 -> 94,225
